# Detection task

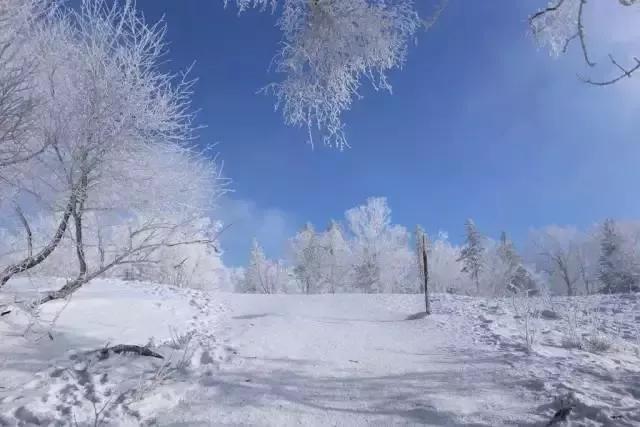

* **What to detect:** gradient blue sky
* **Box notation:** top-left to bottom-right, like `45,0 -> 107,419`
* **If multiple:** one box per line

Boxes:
135,1 -> 640,266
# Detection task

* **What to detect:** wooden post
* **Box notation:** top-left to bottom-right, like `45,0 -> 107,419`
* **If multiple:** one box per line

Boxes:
422,234 -> 430,315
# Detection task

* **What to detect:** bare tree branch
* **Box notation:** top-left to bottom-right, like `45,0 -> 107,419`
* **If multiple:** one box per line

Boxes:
581,56 -> 640,86
530,0 -> 567,25
576,0 -> 595,67
37,219 -> 226,304
530,0 -> 639,85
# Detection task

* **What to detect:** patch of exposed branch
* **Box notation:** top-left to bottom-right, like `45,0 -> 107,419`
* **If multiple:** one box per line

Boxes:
90,344 -> 164,360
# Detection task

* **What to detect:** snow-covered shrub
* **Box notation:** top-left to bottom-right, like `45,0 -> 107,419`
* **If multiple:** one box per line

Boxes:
560,297 -> 614,353
585,332 -> 613,353
511,290 -> 545,352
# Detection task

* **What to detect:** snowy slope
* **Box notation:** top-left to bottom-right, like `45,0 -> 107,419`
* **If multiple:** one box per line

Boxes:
2,280 -> 639,426
0,278 -> 230,426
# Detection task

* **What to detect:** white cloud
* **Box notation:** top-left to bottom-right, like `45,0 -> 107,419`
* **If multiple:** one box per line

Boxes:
214,196 -> 297,266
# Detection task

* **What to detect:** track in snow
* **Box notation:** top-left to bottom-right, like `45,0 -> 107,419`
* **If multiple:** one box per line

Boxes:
165,294 -> 541,426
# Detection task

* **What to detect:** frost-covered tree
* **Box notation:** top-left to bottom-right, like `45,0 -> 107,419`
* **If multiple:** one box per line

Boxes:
524,224 -> 615,296
381,232 -> 415,294
457,219 -> 485,294
510,265 -> 539,296
575,230 -> 600,295
498,232 -> 519,270
529,226 -> 582,296
598,219 -> 638,294
278,198 -> 414,295
244,239 -> 266,293
352,253 -> 379,294
319,220 -> 352,293
426,232 -> 465,294
346,198 -> 390,293
245,239 -> 286,294
0,0 -> 226,301
495,231 -> 531,294
346,197 -> 413,293
481,233 -> 538,297
289,223 -> 325,294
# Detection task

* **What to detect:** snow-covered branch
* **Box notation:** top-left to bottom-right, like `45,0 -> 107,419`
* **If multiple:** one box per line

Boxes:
225,0 -> 423,148
0,0 -> 48,171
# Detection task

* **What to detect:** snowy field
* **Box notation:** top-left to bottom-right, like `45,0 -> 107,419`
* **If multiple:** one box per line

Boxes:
1,279 -> 639,426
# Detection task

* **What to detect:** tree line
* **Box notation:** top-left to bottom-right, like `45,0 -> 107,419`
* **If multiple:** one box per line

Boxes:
238,198 -> 640,296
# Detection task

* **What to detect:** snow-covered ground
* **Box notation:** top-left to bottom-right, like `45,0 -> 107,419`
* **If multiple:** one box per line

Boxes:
0,278 -> 230,426
1,279 -> 639,426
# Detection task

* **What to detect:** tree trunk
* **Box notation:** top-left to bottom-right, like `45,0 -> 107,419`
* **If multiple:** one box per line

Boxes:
38,173 -> 90,305
97,227 -> 105,270
15,205 -> 33,258
563,273 -> 574,297
73,210 -> 87,277
37,275 -> 87,305
72,174 -> 88,278
0,192 -> 76,289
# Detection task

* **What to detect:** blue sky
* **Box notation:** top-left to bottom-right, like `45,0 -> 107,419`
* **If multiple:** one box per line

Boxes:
135,1 -> 640,266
